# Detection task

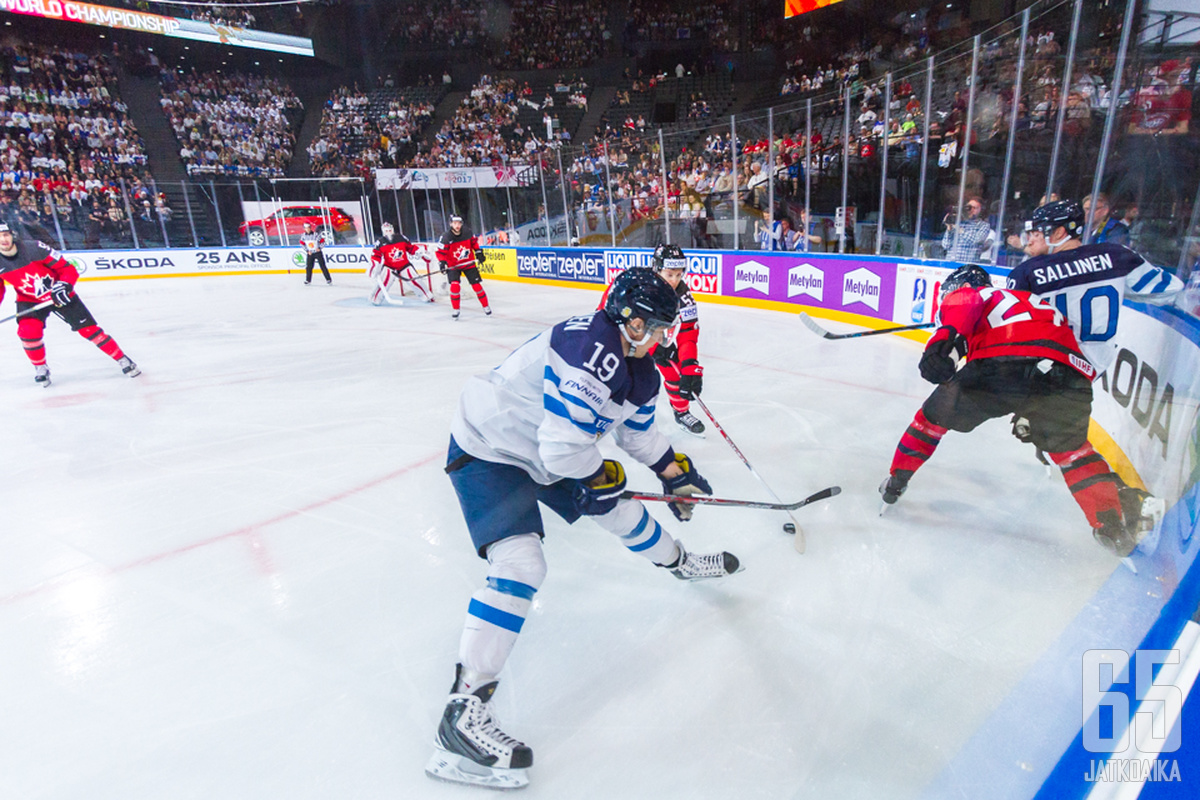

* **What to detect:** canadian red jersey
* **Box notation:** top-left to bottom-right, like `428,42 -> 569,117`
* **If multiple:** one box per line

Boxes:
437,229 -> 483,270
372,235 -> 422,271
939,286 -> 1095,380
0,239 -> 78,304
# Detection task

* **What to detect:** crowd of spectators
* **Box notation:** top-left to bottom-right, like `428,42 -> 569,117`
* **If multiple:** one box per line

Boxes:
159,69 -> 303,178
625,0 -> 737,52
308,85 -> 435,178
407,75 -> 584,169
388,0 -> 492,49
0,42 -> 173,247
493,0 -> 610,70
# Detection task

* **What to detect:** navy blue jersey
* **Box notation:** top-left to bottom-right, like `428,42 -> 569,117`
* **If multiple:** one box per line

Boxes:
1006,242 -> 1182,371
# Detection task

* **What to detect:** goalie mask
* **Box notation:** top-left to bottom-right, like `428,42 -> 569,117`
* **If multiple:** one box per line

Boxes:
381,222 -> 395,237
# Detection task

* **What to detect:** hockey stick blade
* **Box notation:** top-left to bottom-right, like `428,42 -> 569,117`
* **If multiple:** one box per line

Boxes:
0,300 -> 54,325
619,485 -> 840,511
798,312 -> 934,340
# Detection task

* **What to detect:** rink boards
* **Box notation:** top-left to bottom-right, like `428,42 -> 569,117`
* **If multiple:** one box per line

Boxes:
70,243 -> 1200,797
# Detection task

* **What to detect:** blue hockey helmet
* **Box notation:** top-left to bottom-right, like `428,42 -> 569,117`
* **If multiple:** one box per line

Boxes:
1026,200 -> 1085,238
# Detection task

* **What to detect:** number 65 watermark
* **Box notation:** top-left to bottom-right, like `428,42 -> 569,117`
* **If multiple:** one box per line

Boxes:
1084,649 -> 1183,754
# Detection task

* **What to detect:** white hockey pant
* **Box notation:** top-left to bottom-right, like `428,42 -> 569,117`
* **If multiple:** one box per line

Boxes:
369,269 -> 401,305
403,266 -> 433,301
459,533 -> 547,679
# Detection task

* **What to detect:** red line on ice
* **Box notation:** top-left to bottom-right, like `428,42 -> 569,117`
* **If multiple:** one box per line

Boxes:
0,451 -> 443,606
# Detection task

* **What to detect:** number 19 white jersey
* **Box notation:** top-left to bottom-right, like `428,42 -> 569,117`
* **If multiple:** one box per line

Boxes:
450,311 -> 672,485
1006,242 -> 1182,373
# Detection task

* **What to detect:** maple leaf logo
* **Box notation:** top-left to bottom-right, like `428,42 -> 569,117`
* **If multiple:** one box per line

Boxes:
19,273 -> 52,299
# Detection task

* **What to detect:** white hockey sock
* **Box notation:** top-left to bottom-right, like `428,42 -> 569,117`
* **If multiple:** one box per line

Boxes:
591,500 -> 679,565
459,534 -> 546,680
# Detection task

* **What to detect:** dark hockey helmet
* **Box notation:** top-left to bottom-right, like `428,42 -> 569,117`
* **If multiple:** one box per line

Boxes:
939,264 -> 992,301
604,267 -> 681,346
1026,200 -> 1084,238
653,243 -> 687,272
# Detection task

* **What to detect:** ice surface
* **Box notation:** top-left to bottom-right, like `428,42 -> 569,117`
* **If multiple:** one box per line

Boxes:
0,273 -> 1121,799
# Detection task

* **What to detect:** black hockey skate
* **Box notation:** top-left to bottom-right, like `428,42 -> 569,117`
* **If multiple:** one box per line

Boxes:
674,409 -> 705,436
426,665 -> 532,790
878,471 -> 911,514
1093,509 -> 1140,558
666,540 -> 743,581
1095,487 -> 1167,558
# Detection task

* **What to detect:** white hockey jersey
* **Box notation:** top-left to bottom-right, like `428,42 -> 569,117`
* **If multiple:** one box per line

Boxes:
1006,242 -> 1183,373
450,310 -> 674,485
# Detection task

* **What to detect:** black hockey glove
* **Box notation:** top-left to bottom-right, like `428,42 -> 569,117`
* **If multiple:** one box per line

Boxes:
571,459 -> 627,517
678,373 -> 703,400
50,280 -> 74,307
475,249 -> 487,265
919,325 -> 965,384
652,341 -> 678,366
659,453 -> 712,522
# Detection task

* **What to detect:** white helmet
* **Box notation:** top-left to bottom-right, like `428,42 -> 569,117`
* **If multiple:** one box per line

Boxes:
381,222 -> 395,236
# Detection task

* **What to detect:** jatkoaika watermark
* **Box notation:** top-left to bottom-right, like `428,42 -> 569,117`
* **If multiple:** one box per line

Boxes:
1084,758 -> 1181,783
1082,649 -> 1184,783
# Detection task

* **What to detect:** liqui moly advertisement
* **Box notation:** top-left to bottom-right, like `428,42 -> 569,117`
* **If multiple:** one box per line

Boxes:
721,253 -> 899,320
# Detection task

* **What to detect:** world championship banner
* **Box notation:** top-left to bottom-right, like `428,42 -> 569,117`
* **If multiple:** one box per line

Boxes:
0,0 -> 315,56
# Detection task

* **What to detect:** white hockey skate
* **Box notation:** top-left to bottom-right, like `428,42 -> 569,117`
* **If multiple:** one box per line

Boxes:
426,668 -> 532,790
34,364 -> 50,388
666,540 -> 743,581
118,356 -> 141,377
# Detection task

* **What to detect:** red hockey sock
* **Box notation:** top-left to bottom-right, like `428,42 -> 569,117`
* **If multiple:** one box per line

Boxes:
472,281 -> 489,309
20,335 -> 46,366
17,318 -> 46,365
1048,443 -> 1123,529
450,281 -> 461,311
78,324 -> 124,360
889,408 -> 948,476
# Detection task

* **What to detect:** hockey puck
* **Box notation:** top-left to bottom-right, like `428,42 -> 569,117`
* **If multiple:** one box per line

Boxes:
783,523 -> 797,534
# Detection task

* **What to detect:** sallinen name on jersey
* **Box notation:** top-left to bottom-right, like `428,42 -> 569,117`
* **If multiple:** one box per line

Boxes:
1031,252 -> 1117,286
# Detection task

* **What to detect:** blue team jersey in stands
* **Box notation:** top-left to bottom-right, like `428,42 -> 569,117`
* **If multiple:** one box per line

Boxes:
450,311 -> 672,484
1005,242 -> 1182,373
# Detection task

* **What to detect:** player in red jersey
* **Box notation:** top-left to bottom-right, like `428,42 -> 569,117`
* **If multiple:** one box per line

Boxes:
879,264 -> 1159,557
0,223 -> 139,388
369,222 -> 433,305
436,215 -> 490,319
650,244 -> 706,435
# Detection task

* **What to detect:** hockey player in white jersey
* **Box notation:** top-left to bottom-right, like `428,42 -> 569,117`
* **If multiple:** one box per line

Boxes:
1006,199 -> 1183,373
428,267 -> 741,790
